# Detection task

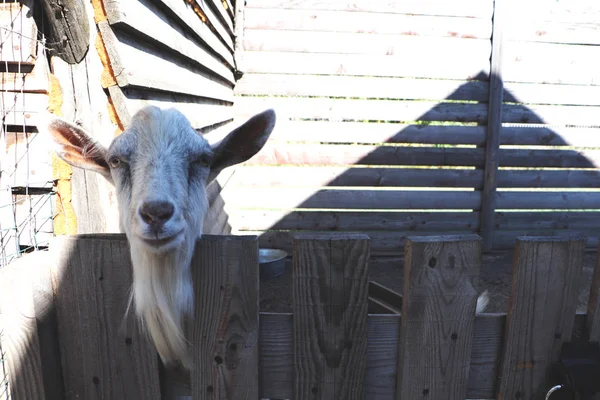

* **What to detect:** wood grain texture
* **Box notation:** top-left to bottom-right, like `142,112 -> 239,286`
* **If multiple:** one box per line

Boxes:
39,0 -> 89,64
258,312 -> 589,399
241,51 -> 490,80
243,29 -> 492,57
50,235 -> 161,400
190,235 -> 260,399
587,243 -> 600,341
103,0 -> 235,84
504,81 -> 600,107
292,233 -> 370,400
0,253 -> 45,400
244,8 -> 492,37
480,0 -> 505,251
98,22 -> 234,103
496,236 -> 585,399
397,235 -> 482,399
235,74 -> 489,101
245,0 -> 494,18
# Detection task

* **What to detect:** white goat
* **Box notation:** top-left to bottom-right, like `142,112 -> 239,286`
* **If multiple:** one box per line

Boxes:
45,106 -> 276,370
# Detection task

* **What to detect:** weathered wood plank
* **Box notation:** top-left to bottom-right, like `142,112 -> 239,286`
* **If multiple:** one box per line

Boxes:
0,54 -> 50,93
190,235 -> 259,399
496,237 -> 585,399
503,103 -> 600,127
0,254 -> 45,400
292,233 -> 370,399
398,235 -> 482,399
481,0 -> 506,252
231,166 -> 600,190
244,142 -> 600,169
244,8 -> 492,38
495,211 -> 600,230
244,29 -> 492,57
0,2 -> 37,63
245,0 -> 494,18
39,0 -> 89,64
0,92 -> 48,127
230,210 -> 479,232
108,86 -> 233,130
98,22 -> 234,103
149,0 -> 234,66
587,243 -> 600,341
103,0 -> 235,84
233,0 -> 245,71
235,74 -> 489,101
236,96 -> 488,124
206,0 -> 234,35
187,0 -> 234,50
494,231 -> 599,250
4,130 -> 54,189
504,81 -> 600,106
50,235 -> 161,400
258,312 -> 588,399
222,188 -> 481,210
241,51 -> 490,80
243,120 -> 600,147
496,192 -> 600,210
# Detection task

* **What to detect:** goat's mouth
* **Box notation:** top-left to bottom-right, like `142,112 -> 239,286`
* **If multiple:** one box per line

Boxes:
139,231 -> 184,249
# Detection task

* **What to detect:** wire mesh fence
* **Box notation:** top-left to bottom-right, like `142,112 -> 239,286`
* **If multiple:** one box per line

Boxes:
1,1 -> 52,398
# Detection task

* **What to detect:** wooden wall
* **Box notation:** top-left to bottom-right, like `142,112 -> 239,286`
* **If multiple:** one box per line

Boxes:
226,0 -> 600,254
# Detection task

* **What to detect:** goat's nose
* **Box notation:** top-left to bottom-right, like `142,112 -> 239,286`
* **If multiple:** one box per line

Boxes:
139,200 -> 175,226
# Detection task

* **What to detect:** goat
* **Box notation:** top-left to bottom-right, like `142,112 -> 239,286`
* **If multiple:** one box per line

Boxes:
45,106 -> 276,370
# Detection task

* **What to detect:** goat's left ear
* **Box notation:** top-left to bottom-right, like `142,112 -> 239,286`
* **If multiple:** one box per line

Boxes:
208,109 -> 276,181
44,115 -> 111,177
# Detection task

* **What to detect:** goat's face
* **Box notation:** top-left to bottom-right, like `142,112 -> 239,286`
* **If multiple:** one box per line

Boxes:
107,107 -> 213,253
46,106 -> 276,254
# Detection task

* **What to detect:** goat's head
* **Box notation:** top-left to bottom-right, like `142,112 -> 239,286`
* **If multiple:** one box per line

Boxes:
45,106 -> 276,369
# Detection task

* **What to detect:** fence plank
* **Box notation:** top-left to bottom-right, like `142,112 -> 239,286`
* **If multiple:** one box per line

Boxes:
0,2 -> 37,63
50,235 -> 161,400
397,235 -> 482,399
241,51 -> 490,80
481,0 -> 505,251
293,233 -> 370,400
496,236 -> 585,399
245,0 -> 494,18
504,81 -> 600,106
244,8 -> 492,38
103,0 -> 235,84
190,235 -> 260,399
235,73 -> 489,101
0,253 -> 45,400
586,243 -> 600,341
244,29 -> 492,57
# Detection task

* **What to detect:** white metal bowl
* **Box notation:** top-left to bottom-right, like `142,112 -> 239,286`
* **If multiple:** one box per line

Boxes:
259,248 -> 288,281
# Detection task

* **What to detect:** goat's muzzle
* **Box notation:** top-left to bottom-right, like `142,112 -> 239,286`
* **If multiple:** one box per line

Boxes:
139,200 -> 175,230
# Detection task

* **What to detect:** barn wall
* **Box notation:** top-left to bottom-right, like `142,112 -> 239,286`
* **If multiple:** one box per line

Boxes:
227,0 -> 600,253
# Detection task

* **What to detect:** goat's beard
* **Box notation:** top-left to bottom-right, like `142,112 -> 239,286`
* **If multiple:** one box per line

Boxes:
128,233 -> 195,370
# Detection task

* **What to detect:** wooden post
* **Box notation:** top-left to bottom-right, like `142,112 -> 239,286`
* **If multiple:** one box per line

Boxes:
39,0 -> 90,64
480,0 -> 506,252
51,235 -> 161,400
496,236 -> 585,399
396,235 -> 482,399
292,233 -> 370,400
190,235 -> 260,399
233,0 -> 246,78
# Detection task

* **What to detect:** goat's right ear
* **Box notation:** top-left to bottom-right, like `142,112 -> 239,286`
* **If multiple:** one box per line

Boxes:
44,115 -> 111,177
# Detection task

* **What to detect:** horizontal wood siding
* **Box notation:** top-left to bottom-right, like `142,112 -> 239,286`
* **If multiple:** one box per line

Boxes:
100,0 -> 237,233
230,0 -> 600,251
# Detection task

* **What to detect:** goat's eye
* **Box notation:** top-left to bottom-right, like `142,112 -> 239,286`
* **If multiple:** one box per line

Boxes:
108,156 -> 122,169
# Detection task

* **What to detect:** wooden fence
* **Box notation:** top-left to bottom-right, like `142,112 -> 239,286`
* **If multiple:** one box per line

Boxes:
0,233 -> 597,399
227,0 -> 600,254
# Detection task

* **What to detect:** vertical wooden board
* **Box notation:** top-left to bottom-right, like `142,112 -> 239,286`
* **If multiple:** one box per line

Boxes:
0,2 -> 37,63
50,235 -> 161,400
259,312 -> 293,399
0,254 -> 45,400
496,236 -> 585,399
292,233 -> 370,400
364,314 -> 399,399
587,243 -> 600,341
190,235 -> 260,399
397,235 -> 482,400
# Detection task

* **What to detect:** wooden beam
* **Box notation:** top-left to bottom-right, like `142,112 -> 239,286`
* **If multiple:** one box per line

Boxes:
190,235 -> 260,399
292,233 -> 370,400
39,0 -> 89,64
496,236 -> 585,399
480,0 -> 506,252
397,235 -> 482,399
